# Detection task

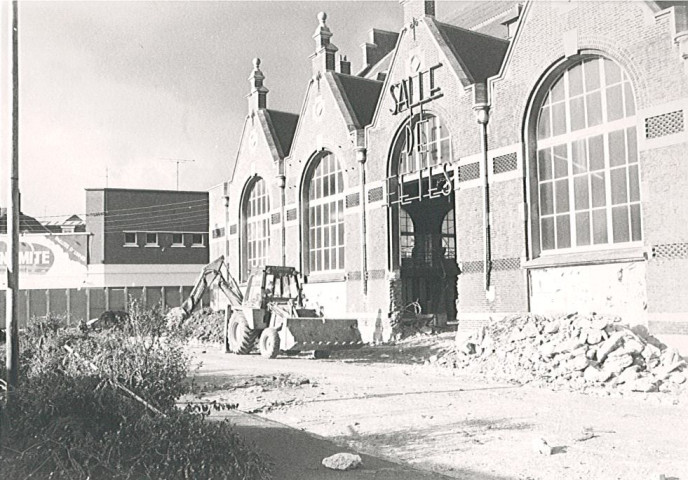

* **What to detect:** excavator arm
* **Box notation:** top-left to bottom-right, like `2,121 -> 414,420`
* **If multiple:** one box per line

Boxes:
178,256 -> 243,319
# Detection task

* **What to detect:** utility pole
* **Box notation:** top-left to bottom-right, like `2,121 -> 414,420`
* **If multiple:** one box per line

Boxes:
161,158 -> 195,190
6,0 -> 20,396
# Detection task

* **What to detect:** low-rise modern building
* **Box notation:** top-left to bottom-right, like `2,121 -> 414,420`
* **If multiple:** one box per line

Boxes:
210,0 -> 688,351
0,188 -> 209,326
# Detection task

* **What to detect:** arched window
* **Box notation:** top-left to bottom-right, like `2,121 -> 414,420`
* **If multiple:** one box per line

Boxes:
535,56 -> 640,253
400,208 -> 414,260
398,113 -> 452,175
244,178 -> 270,277
441,210 -> 456,259
306,152 -> 345,272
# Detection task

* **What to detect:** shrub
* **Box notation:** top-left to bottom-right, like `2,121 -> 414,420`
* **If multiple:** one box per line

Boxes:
0,304 -> 272,480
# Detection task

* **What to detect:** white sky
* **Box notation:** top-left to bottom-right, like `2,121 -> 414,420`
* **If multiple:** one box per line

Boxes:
1,0 -> 409,220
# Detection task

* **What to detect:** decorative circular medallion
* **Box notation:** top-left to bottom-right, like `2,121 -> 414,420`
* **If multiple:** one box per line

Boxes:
314,97 -> 324,119
409,55 -> 422,73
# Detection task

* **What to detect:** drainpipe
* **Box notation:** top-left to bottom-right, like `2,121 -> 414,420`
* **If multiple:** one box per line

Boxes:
474,103 -> 491,292
223,181 -> 230,259
355,146 -> 368,295
277,174 -> 286,266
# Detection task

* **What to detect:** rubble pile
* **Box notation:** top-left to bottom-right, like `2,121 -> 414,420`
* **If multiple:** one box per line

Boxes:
183,308 -> 225,344
441,313 -> 687,393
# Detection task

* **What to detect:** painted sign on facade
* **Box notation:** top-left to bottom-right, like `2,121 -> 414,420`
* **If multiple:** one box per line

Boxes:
0,234 -> 89,289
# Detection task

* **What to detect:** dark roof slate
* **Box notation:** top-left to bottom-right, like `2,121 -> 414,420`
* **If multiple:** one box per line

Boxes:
655,1 -> 688,10
265,109 -> 299,157
441,1 -> 520,39
0,212 -> 51,234
434,20 -> 510,83
333,73 -> 383,128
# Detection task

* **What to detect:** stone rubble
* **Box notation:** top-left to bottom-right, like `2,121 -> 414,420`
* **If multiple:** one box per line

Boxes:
322,453 -> 363,471
438,313 -> 687,394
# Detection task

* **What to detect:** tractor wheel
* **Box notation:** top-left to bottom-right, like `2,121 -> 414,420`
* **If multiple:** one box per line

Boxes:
313,350 -> 330,359
259,328 -> 280,359
227,312 -> 258,354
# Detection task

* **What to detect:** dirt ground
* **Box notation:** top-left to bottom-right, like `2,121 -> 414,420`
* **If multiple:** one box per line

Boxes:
186,334 -> 687,480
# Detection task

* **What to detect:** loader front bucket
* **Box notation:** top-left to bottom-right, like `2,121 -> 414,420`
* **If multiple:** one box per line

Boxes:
280,317 -> 363,352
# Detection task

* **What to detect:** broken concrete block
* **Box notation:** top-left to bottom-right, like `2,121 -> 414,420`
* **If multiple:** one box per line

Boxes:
544,320 -> 560,335
322,453 -> 363,471
569,355 -> 590,372
586,347 -> 597,360
652,360 -> 687,380
554,338 -> 584,355
596,332 -> 624,363
519,322 -> 538,339
590,316 -> 610,331
532,437 -> 553,455
583,365 -> 605,383
615,365 -> 640,385
602,354 -> 634,377
628,377 -> 658,393
509,328 -> 527,343
620,338 -> 644,357
585,329 -> 605,345
641,343 -> 660,361
669,372 -> 686,385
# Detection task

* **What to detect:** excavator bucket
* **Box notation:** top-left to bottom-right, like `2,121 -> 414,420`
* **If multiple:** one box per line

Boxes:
280,317 -> 363,352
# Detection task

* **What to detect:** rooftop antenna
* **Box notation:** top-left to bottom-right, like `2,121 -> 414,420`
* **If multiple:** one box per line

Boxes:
160,158 -> 195,190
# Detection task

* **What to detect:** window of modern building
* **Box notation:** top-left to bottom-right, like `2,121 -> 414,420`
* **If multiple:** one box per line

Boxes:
534,56 -> 640,253
145,232 -> 159,247
172,233 -> 183,246
400,208 -> 415,260
398,113 -> 452,175
191,233 -> 205,247
124,232 -> 137,246
244,177 -> 270,277
306,152 -> 345,272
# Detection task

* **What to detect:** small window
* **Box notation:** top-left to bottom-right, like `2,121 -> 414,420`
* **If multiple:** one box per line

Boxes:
124,232 -> 137,246
172,233 -> 183,246
145,233 -> 159,246
191,233 -> 205,246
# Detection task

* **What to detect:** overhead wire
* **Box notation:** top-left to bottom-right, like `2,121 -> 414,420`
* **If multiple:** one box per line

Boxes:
33,198 -> 209,221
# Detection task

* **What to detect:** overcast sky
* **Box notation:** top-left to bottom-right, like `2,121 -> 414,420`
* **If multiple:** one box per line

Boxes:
0,1 -> 411,220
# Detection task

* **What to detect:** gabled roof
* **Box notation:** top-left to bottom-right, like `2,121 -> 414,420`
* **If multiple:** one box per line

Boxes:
0,212 -> 51,234
434,20 -> 510,83
264,109 -> 299,157
332,73 -> 384,129
362,50 -> 394,81
655,1 -> 688,10
441,1 -> 520,39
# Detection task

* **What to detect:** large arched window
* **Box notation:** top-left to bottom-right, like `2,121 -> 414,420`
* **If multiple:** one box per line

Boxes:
398,113 -> 452,175
306,152 -> 345,272
244,177 -> 270,277
535,56 -> 640,253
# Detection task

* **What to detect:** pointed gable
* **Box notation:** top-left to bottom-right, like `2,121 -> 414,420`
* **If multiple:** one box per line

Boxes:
332,74 -> 384,129
264,110 -> 299,157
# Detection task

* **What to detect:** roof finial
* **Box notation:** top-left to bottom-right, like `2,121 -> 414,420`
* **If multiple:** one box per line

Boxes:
253,57 -> 261,69
318,11 -> 327,26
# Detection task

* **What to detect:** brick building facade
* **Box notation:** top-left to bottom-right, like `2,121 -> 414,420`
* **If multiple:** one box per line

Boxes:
210,0 -> 688,349
1,188 -> 209,326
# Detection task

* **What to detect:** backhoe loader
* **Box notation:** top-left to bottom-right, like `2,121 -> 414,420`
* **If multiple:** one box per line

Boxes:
172,256 -> 363,359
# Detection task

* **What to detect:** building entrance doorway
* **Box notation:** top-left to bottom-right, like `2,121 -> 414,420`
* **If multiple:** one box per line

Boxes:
397,192 -> 458,325
386,110 -> 459,324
